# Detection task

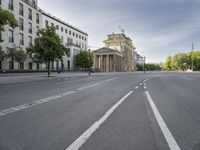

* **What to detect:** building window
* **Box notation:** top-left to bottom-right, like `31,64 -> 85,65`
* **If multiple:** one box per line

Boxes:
32,0 -> 37,8
56,60 -> 59,70
29,62 -> 32,70
51,61 -> 54,70
0,61 -> 2,70
67,38 -> 73,44
8,30 -> 14,43
19,3 -> 23,16
19,33 -> 24,45
79,35 -> 81,39
8,0 -> 13,11
76,34 -> 78,38
51,23 -> 54,27
28,22 -> 32,34
37,63 -> 40,70
56,25 -> 59,30
36,26 -> 39,36
28,36 -> 32,47
67,50 -> 70,57
45,20 -> 48,28
73,32 -> 75,36
82,43 -> 84,49
19,18 -> 24,31
65,29 -> 68,33
82,36 -> 84,40
9,60 -> 14,70
85,37 -> 87,41
28,8 -> 32,20
61,27 -> 63,32
36,13 -> 39,24
19,62 -> 24,70
69,30 -> 71,35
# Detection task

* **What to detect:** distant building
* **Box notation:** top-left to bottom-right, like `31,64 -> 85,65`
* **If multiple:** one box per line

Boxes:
103,33 -> 135,71
134,51 -> 145,70
0,0 -> 42,70
92,47 -> 123,72
41,10 -> 88,70
134,51 -> 144,64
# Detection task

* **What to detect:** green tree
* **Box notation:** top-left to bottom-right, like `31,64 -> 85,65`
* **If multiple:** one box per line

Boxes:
136,63 -> 143,71
27,26 -> 68,77
0,46 -> 6,61
162,56 -> 171,71
6,46 -> 27,69
0,46 -> 6,69
15,47 -> 27,69
6,47 -> 16,62
0,7 -> 18,42
74,50 -> 93,70
163,51 -> 200,71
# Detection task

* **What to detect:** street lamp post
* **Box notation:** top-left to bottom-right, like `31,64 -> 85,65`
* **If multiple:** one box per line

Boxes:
191,43 -> 194,71
143,56 -> 146,74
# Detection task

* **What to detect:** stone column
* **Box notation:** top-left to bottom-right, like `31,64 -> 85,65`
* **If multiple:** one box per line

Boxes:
114,54 -> 116,72
100,55 -> 103,71
93,54 -> 96,69
106,54 -> 109,72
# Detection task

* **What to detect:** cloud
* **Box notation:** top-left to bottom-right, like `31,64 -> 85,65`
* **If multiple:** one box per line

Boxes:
38,0 -> 200,63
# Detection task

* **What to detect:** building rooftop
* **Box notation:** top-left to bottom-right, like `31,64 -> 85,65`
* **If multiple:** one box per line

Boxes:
40,9 -> 88,36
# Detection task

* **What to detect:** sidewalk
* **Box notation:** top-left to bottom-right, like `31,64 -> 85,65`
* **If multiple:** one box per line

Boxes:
0,72 -> 89,84
0,72 -> 124,84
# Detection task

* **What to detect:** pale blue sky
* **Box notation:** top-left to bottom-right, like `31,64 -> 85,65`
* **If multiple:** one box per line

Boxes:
38,0 -> 200,63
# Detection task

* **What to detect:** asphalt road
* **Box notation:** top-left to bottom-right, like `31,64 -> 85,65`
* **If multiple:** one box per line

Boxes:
0,72 -> 200,150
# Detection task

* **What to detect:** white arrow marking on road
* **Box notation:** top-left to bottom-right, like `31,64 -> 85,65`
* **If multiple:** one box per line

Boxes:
145,91 -> 181,150
65,91 -> 133,150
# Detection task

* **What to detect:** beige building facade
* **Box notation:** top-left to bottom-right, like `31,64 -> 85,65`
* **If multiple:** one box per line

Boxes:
104,33 -> 135,72
92,47 -> 123,72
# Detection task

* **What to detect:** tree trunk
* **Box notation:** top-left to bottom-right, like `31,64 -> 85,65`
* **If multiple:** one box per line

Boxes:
47,61 -> 50,77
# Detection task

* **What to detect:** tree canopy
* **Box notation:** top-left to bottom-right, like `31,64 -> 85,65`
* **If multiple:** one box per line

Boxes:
74,50 -> 93,70
27,26 -> 68,76
0,7 -> 18,42
0,46 -> 6,61
162,51 -> 200,71
136,63 -> 161,71
6,46 -> 27,62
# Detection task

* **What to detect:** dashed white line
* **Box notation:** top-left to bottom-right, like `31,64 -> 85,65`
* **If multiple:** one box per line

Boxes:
134,86 -> 139,89
143,78 -> 151,83
139,83 -> 143,86
144,86 -> 147,90
145,91 -> 181,150
65,90 -> 133,150
0,78 -> 116,117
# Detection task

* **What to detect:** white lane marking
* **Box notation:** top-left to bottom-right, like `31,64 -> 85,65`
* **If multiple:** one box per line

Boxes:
65,91 -> 133,150
143,78 -> 151,83
134,86 -> 139,89
139,83 -> 143,86
76,83 -> 100,91
144,86 -> 147,90
0,78 -> 116,117
143,83 -> 146,86
145,91 -> 181,150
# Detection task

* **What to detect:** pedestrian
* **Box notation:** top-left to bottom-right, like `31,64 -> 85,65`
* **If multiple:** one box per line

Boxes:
88,70 -> 91,76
